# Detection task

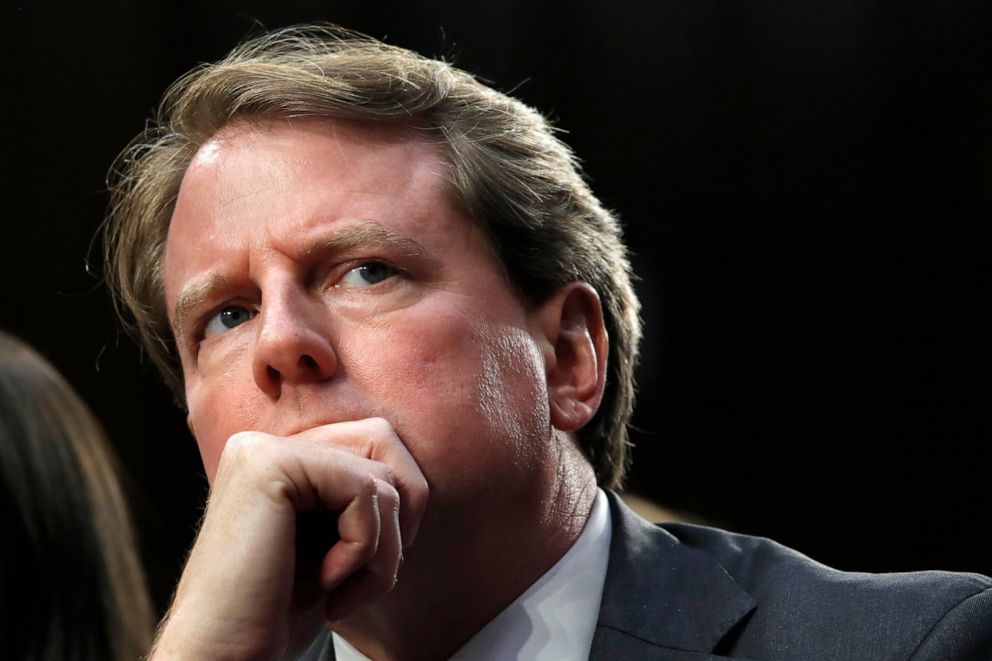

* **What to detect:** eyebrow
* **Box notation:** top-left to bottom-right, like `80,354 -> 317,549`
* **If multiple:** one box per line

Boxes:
171,222 -> 427,340
172,273 -> 232,342
296,222 -> 426,262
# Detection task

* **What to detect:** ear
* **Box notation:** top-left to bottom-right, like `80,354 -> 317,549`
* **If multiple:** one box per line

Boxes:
186,415 -> 196,437
533,282 -> 609,433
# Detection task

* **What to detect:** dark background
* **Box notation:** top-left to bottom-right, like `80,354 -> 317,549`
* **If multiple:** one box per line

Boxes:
5,2 -> 992,612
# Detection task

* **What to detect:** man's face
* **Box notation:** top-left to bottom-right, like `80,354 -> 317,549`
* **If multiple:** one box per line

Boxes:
164,119 -> 557,523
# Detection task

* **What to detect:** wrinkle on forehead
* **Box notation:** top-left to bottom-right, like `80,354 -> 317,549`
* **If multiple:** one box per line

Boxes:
165,117 -> 473,323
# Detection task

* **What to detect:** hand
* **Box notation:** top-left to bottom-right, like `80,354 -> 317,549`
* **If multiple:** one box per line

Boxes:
149,418 -> 429,660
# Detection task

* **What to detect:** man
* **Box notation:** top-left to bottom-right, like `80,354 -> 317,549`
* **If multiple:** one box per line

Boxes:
105,25 -> 992,660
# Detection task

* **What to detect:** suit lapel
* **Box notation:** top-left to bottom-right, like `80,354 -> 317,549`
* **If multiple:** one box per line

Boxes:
589,492 -> 756,660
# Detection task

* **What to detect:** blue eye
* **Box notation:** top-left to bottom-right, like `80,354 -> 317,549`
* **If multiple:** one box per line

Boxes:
203,306 -> 255,338
338,262 -> 396,288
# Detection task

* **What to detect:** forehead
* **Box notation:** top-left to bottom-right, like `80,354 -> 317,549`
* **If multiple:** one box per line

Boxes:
167,119 -> 465,251
175,118 -> 451,229
163,118 -> 486,296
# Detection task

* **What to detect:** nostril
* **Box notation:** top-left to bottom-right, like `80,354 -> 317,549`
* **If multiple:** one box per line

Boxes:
299,354 -> 318,370
267,365 -> 281,383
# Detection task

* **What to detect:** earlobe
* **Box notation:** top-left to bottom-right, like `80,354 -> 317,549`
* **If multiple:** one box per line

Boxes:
186,415 -> 196,437
537,282 -> 609,433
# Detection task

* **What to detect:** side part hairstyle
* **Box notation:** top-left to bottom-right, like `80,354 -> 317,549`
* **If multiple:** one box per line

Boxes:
0,331 -> 154,661
104,24 -> 642,487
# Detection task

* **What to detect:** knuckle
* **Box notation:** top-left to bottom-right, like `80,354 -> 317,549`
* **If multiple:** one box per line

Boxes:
378,464 -> 397,486
376,482 -> 401,517
380,481 -> 400,506
415,474 -> 429,495
409,476 -> 430,509
219,431 -> 270,467
225,430 -> 261,451
367,416 -> 394,437
359,471 -> 380,499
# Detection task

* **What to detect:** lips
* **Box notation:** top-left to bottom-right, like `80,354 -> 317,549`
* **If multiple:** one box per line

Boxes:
273,406 -> 380,439
279,417 -> 364,438
256,393 -> 376,439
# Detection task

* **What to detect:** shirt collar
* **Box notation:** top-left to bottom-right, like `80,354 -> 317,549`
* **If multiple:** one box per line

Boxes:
333,488 -> 612,660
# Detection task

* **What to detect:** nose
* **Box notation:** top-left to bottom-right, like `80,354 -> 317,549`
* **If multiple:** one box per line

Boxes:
251,286 -> 337,400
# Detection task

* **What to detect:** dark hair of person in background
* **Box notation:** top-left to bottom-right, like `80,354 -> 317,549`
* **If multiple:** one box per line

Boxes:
0,330 -> 154,661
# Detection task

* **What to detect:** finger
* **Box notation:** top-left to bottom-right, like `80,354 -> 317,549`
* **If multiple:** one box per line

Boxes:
254,442 -> 390,593
236,437 -> 400,594
322,479 -> 403,621
196,431 -> 405,646
294,418 -> 428,545
315,470 -> 382,591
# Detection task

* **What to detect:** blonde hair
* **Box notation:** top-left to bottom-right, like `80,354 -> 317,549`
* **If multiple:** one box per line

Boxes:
0,331 -> 154,661
104,24 -> 641,487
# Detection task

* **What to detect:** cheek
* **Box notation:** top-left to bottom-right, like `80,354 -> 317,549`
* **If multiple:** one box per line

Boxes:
188,406 -> 225,482
343,302 -> 550,468
185,362 -> 262,481
477,326 -> 550,450
342,308 -> 484,419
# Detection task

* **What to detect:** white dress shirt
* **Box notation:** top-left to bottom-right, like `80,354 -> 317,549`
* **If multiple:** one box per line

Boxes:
333,488 -> 613,660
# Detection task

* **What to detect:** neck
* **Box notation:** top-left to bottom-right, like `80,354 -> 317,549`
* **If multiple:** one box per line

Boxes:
333,435 -> 598,661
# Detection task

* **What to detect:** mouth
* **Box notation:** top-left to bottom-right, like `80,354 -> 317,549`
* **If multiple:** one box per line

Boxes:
280,419 -> 348,438
278,412 -> 371,438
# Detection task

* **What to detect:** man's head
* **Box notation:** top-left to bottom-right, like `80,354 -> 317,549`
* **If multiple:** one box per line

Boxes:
105,25 -> 640,488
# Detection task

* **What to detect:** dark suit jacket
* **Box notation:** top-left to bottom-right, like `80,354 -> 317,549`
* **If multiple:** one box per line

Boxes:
302,491 -> 992,660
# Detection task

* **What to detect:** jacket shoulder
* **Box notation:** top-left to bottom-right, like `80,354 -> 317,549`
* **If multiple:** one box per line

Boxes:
660,522 -> 992,660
